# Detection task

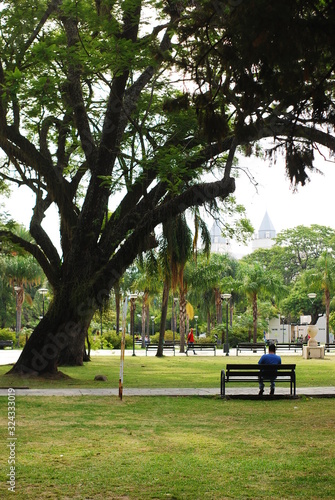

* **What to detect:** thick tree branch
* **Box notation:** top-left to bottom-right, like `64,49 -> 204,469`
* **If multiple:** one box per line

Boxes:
62,17 -> 97,167
77,1 -> 143,246
0,60 -> 6,130
101,174 -> 236,289
0,230 -> 60,287
29,192 -> 62,277
21,0 -> 63,58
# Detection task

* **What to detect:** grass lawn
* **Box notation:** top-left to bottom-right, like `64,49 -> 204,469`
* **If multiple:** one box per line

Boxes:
0,396 -> 334,499
0,353 -> 334,389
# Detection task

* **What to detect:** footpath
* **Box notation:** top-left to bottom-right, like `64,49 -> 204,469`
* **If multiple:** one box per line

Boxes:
0,387 -> 334,397
1,349 -> 334,398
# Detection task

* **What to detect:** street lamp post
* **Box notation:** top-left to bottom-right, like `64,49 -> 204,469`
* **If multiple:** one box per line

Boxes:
38,288 -> 48,317
129,293 -> 138,357
221,293 -> 232,356
194,315 -> 198,339
308,293 -> 317,324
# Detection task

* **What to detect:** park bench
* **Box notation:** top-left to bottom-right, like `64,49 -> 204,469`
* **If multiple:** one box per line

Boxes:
236,343 -> 266,355
0,340 -> 13,349
164,341 -> 180,347
145,343 -> 176,356
325,343 -> 335,353
186,343 -> 216,355
275,343 -> 303,352
220,363 -> 296,397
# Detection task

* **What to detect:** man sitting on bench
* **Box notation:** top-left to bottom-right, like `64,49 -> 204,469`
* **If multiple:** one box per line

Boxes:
258,343 -> 281,396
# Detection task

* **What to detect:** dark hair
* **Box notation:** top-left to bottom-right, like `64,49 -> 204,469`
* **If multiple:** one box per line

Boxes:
269,343 -> 276,353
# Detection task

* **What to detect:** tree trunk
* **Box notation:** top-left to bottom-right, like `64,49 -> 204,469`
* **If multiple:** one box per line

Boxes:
252,293 -> 258,343
141,293 -> 148,348
84,331 -> 91,362
179,293 -> 186,353
207,309 -> 211,335
146,303 -> 150,337
325,287 -> 330,344
8,284 -> 95,375
215,289 -> 222,324
157,281 -> 170,356
230,301 -> 233,327
115,285 -> 121,334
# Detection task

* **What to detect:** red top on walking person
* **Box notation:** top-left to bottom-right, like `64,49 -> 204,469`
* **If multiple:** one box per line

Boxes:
187,329 -> 194,343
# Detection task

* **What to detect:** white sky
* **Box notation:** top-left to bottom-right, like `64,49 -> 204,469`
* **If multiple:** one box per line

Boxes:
231,149 -> 335,255
4,147 -> 335,258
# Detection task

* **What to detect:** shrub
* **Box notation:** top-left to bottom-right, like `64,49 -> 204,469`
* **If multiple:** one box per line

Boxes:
86,330 -> 134,350
149,333 -> 160,344
210,324 -> 250,347
0,328 -> 16,342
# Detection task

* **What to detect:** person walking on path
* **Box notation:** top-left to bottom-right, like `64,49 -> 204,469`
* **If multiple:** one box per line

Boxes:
258,343 -> 281,396
186,328 -> 196,355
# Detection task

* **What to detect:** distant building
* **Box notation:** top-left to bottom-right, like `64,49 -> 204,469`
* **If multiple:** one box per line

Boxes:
251,211 -> 276,251
209,220 -> 231,254
267,315 -> 332,344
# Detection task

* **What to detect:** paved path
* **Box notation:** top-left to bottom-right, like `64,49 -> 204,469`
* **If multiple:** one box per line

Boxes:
0,387 -> 334,397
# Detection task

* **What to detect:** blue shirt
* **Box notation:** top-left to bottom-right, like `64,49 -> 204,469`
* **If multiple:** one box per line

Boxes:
258,353 -> 281,365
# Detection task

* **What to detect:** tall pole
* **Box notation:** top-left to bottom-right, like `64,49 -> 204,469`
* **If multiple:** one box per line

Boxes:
129,294 -> 137,357
225,300 -> 229,355
38,288 -> 48,318
119,297 -> 128,400
14,286 -> 21,348
221,293 -> 232,356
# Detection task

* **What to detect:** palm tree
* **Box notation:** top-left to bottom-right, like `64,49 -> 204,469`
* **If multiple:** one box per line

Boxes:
155,209 -> 210,355
160,213 -> 193,353
133,252 -> 161,348
4,254 -> 44,340
303,252 -> 335,343
238,262 -> 285,343
188,252 -> 237,335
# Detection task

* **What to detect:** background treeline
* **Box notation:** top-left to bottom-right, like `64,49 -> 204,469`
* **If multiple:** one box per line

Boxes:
2,224 -> 335,349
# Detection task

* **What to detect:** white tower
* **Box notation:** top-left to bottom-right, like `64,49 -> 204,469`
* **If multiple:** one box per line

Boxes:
251,211 -> 276,251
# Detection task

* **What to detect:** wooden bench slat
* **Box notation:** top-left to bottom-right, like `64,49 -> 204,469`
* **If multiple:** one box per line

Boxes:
236,343 -> 266,355
186,343 -> 216,356
0,340 -> 14,349
145,344 -> 176,356
226,371 -> 294,377
226,363 -> 296,370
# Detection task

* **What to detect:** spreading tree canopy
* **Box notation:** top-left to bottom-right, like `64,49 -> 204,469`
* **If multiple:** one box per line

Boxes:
1,0 -> 335,374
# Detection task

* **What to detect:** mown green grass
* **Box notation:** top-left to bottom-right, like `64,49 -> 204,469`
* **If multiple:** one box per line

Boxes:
0,353 -> 334,389
0,396 -> 334,499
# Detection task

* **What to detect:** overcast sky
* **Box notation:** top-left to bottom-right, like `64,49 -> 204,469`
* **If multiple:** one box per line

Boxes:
231,147 -> 335,254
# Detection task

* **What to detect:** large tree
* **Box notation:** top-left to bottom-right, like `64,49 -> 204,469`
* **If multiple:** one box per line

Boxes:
1,1 -> 335,375
275,225 -> 335,279
243,225 -> 335,284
